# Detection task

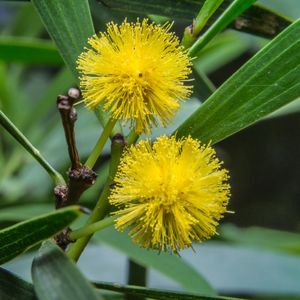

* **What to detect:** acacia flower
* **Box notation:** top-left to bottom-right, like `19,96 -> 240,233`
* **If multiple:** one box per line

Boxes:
77,19 -> 192,134
109,135 -> 230,253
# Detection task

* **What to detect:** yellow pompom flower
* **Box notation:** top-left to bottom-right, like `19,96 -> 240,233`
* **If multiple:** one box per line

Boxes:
109,135 -> 230,253
77,19 -> 192,134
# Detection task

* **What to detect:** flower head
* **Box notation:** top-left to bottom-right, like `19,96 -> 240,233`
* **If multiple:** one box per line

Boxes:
109,135 -> 230,253
77,19 -> 192,134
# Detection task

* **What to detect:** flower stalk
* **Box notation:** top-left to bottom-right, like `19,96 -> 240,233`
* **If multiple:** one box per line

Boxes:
126,129 -> 140,146
67,133 -> 125,261
68,215 -> 117,241
85,117 -> 117,169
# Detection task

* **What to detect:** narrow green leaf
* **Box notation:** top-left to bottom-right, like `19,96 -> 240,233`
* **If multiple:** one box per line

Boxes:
32,241 -> 101,300
220,224 -> 300,254
31,0 -> 94,77
99,0 -> 291,39
188,0 -> 257,56
194,0 -> 224,34
0,267 -> 37,300
95,227 -> 216,295
0,37 -> 63,65
182,0 -> 224,49
31,0 -> 122,134
93,281 -> 244,300
0,206 -> 82,265
175,19 -> 300,143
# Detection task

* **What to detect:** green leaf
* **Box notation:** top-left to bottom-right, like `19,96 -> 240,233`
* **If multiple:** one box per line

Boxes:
93,281 -> 244,300
99,0 -> 292,39
266,97 -> 300,119
0,37 -> 63,65
32,241 -> 101,300
194,0 -> 224,34
183,242 -> 300,296
5,241 -> 300,296
31,0 -> 94,77
0,204 -> 52,222
95,227 -> 216,295
31,0 -> 122,134
0,206 -> 82,265
182,0 -> 224,49
188,0 -> 257,56
175,19 -> 300,144
0,267 -> 37,300
220,224 -> 300,254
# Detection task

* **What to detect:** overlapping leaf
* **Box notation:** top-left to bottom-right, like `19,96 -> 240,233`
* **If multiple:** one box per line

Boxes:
99,0 -> 291,38
32,241 -> 101,300
176,19 -> 300,144
0,206 -> 82,264
96,227 -> 215,295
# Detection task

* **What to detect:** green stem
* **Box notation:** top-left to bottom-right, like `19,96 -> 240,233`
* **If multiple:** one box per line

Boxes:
0,110 -> 65,185
188,0 -> 257,57
85,117 -> 117,169
67,134 -> 125,261
94,104 -> 123,138
69,215 -> 116,241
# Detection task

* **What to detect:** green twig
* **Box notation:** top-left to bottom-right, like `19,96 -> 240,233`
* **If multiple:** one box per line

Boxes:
67,134 -> 125,261
188,0 -> 257,57
69,215 -> 116,241
0,110 -> 65,185
85,117 -> 117,169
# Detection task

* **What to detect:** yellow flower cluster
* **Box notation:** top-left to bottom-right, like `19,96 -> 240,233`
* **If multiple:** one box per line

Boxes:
78,20 -> 231,252
110,136 -> 230,253
77,19 -> 192,134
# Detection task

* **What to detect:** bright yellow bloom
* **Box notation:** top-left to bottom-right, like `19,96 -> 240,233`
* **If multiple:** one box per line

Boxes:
77,19 -> 192,134
110,135 -> 230,253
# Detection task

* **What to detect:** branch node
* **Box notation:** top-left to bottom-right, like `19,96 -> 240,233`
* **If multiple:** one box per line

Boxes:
68,165 -> 97,204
